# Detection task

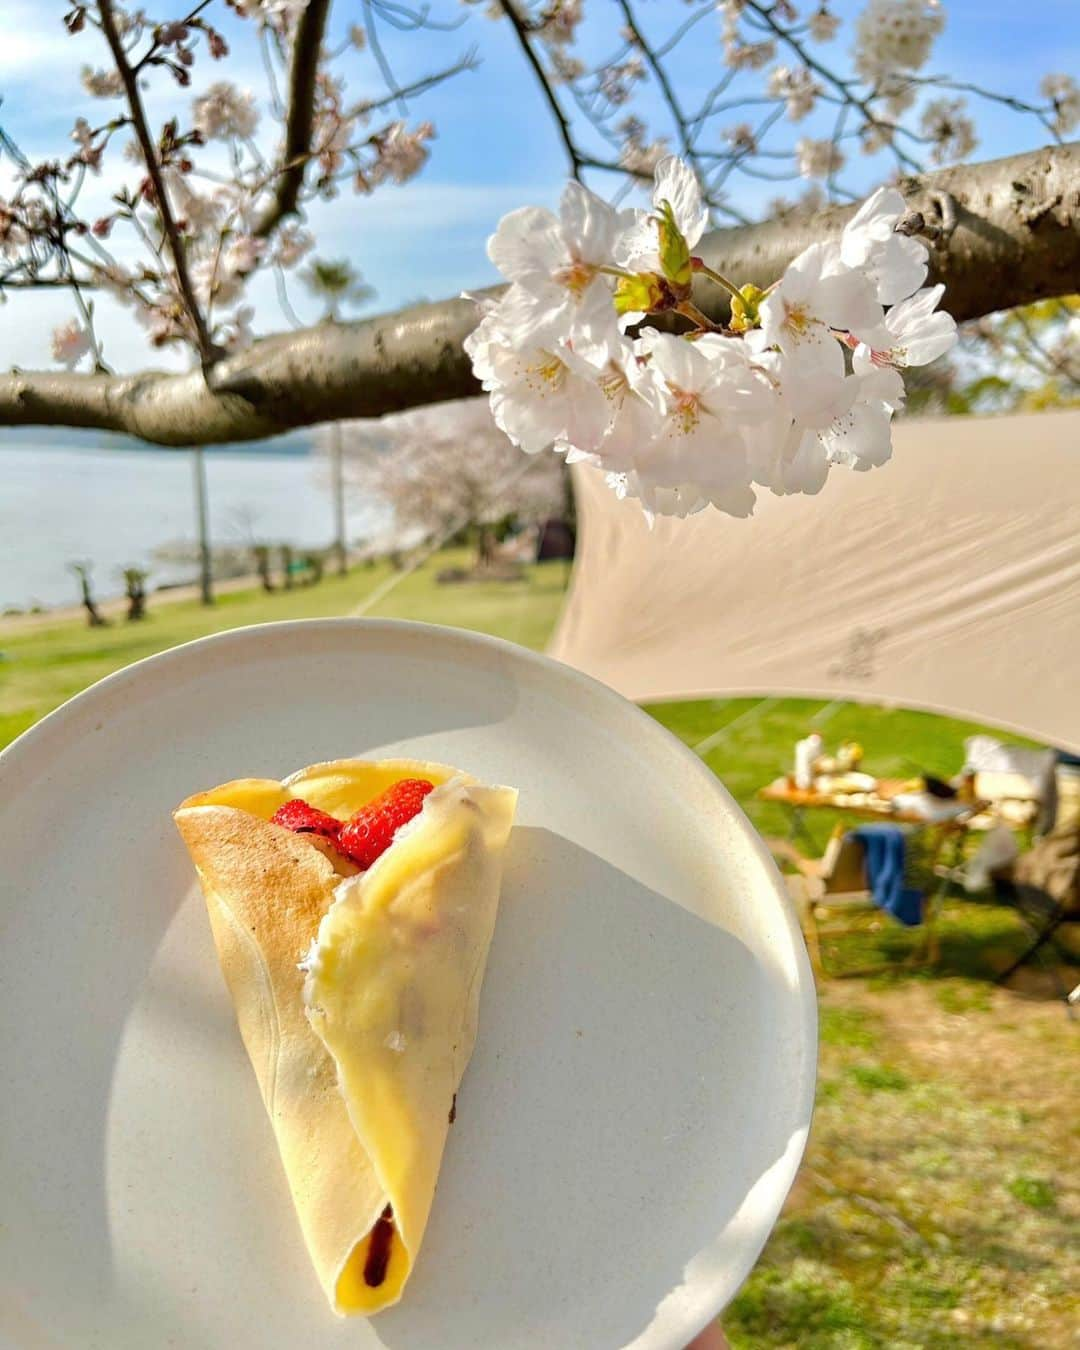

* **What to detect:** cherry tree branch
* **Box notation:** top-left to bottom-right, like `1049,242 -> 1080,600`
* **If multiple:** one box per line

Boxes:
97,0 -> 216,363
251,0 -> 332,238
741,0 -> 923,174
495,0 -> 584,183
1,140 -> 1078,444
615,0 -> 697,166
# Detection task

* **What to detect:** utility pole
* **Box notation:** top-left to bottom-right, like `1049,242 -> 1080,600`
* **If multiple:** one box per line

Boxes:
192,445 -> 214,605
331,421 -> 347,576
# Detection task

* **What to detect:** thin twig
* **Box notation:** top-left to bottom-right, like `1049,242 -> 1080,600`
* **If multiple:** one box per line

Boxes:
363,0 -> 407,114
348,50 -> 478,121
133,0 -> 215,73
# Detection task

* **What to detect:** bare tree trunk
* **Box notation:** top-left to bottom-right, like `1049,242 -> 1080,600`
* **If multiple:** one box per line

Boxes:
253,544 -> 275,592
192,446 -> 214,606
476,524 -> 496,571
123,568 -> 148,621
0,142 -> 1075,446
330,421 -> 348,576
69,562 -> 107,627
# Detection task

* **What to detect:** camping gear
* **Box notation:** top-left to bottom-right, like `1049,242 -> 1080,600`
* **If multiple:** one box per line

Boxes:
772,825 -> 934,979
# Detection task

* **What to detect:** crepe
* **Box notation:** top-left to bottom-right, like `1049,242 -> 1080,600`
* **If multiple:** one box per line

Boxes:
173,758 -> 517,1315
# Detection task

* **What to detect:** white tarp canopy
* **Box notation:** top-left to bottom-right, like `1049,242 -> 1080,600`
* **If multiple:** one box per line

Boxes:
549,409 -> 1080,754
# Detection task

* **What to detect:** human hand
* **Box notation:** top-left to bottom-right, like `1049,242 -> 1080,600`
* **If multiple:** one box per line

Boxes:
685,1323 -> 729,1350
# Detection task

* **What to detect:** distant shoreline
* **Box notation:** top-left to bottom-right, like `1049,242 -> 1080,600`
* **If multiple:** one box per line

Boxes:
0,570 -> 268,632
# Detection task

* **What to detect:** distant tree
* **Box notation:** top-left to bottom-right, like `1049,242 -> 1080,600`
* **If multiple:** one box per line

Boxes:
906,295 -> 1080,415
252,544 -> 275,594
330,398 -> 564,571
280,543 -> 295,590
300,259 -> 376,322
68,561 -> 107,627
304,551 -> 326,585
121,566 -> 149,621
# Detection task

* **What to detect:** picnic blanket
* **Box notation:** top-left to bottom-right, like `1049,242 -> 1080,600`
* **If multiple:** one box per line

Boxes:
851,825 -> 924,927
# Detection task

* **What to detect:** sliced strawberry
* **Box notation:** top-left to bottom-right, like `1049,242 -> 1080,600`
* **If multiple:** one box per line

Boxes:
271,798 -> 343,841
337,778 -> 435,869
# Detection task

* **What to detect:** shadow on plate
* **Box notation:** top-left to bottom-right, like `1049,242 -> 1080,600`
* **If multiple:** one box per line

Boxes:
372,827 -> 797,1350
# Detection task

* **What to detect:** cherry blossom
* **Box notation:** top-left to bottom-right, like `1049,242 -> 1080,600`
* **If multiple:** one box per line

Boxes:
368,121 -> 435,187
853,284 -> 957,372
80,67 -> 123,98
1040,74 -> 1080,136
614,156 -> 708,275
617,117 -> 669,176
275,223 -> 315,268
920,98 -> 977,165
51,320 -> 92,369
796,137 -> 845,180
854,0 -> 945,85
759,242 -> 880,371
840,186 -> 928,305
193,82 -> 259,141
807,8 -> 841,43
768,66 -> 821,121
560,336 -> 661,466
629,332 -> 763,517
464,311 -> 608,456
487,182 -> 630,348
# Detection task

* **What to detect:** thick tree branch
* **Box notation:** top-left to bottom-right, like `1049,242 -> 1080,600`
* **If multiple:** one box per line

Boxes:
2,142 -> 1078,445
251,0 -> 332,238
97,0 -> 216,363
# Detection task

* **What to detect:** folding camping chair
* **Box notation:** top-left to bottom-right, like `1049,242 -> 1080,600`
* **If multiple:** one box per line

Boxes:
770,825 -> 936,979
934,762 -> 1080,1011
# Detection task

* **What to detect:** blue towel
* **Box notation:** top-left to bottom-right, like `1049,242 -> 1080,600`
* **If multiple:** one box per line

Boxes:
850,825 -> 924,927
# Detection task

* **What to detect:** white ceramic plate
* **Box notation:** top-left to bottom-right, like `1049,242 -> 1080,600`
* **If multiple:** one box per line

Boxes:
0,619 -> 815,1350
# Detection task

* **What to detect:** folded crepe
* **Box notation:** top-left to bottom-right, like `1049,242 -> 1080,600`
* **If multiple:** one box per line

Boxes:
173,758 -> 517,1316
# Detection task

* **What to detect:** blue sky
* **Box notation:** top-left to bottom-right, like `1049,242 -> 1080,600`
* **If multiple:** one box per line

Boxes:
0,0 -> 1075,374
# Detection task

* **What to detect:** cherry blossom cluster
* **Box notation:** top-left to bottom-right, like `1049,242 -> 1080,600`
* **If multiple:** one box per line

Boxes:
466,156 -> 957,519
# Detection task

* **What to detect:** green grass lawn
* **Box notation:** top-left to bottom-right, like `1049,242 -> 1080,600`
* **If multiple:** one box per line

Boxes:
3,553 -> 1076,1347
0,548 -> 570,748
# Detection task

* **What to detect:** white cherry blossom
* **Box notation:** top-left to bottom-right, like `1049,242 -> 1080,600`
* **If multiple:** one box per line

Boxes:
796,137 -> 845,180
80,67 -> 123,98
854,0 -> 945,84
614,156 -> 708,273
768,66 -> 821,121
840,186 -> 928,305
853,283 -> 957,372
560,336 -> 662,468
628,330 -> 768,516
1041,74 -> 1080,136
51,320 -> 92,369
487,182 -> 629,347
193,82 -> 259,140
465,308 -> 608,456
808,8 -> 841,42
760,242 -> 880,371
920,98 -> 977,164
